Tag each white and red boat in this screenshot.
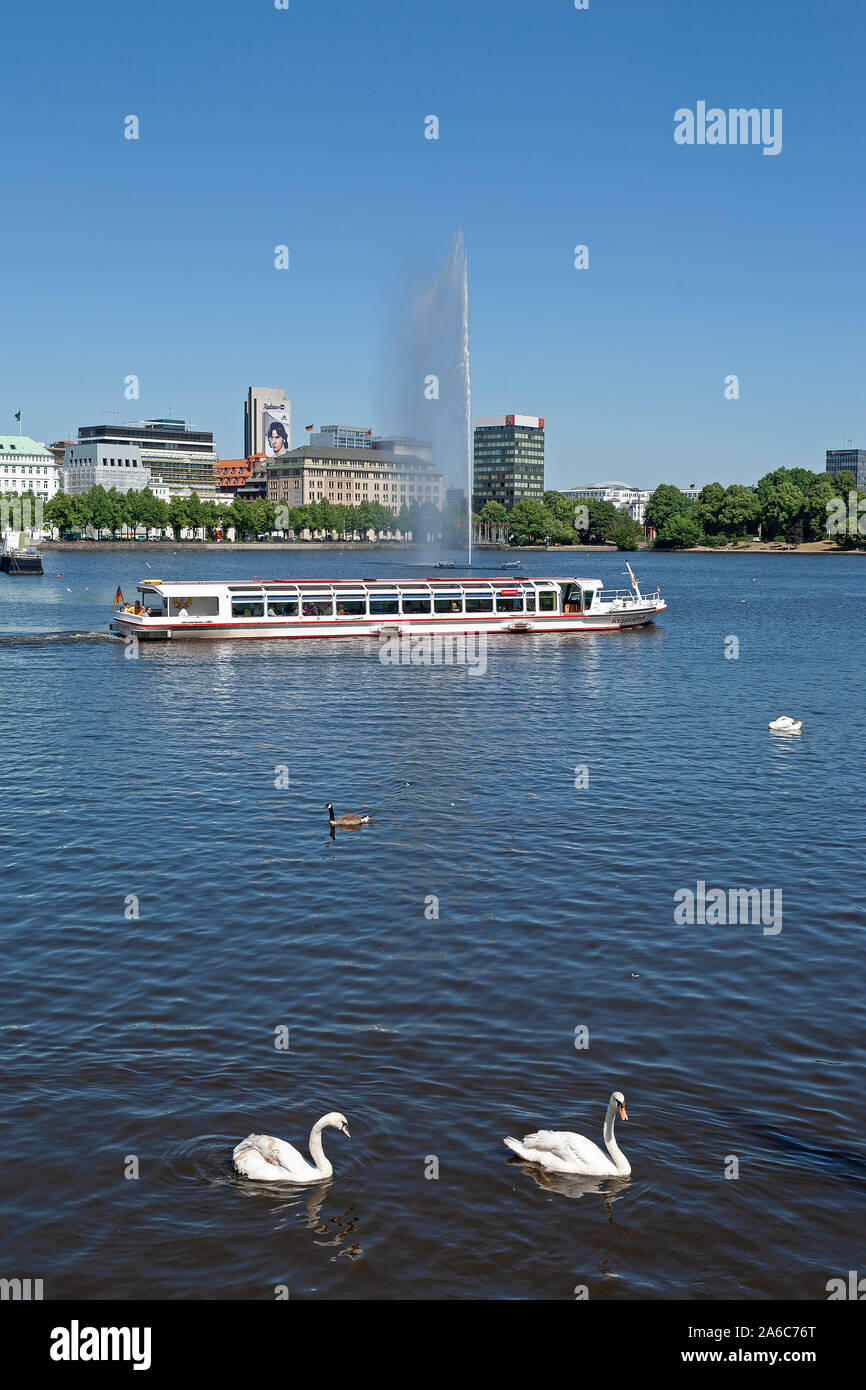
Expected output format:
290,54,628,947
109,563,666,641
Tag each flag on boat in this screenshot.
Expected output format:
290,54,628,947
114,585,124,608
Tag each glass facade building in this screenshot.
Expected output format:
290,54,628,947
473,415,545,511
826,448,866,490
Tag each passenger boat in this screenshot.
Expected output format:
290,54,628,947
109,564,666,641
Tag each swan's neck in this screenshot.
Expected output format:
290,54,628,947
603,1104,629,1174
308,1120,333,1177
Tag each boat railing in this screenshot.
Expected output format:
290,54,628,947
598,586,652,603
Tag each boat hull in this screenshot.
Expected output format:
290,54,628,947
111,606,665,642
0,555,43,575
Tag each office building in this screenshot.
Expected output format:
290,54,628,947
0,436,61,500
266,444,442,515
826,448,866,490
61,441,152,494
75,418,217,493
245,387,291,458
473,415,545,510
311,425,373,450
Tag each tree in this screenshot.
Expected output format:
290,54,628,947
508,498,553,544
697,482,725,533
717,484,761,539
581,498,619,544
761,480,805,540
608,511,643,550
655,513,703,548
167,496,192,540
803,474,835,540
480,500,508,524
645,484,694,533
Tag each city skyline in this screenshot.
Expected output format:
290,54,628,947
3,0,865,489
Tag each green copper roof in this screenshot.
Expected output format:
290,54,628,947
0,436,54,458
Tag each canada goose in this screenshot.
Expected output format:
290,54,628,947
326,802,369,829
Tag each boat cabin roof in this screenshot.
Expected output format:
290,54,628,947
137,575,603,595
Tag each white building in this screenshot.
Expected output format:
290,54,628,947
0,436,61,500
61,441,152,495
563,480,654,524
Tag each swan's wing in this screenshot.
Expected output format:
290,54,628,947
233,1133,310,1179
522,1129,614,1174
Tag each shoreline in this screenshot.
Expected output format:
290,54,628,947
38,539,856,555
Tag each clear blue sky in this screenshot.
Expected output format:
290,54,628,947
3,0,865,489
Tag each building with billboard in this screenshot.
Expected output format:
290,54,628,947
826,447,866,489
245,387,291,459
266,444,442,515
473,414,545,510
0,436,61,500
74,418,218,494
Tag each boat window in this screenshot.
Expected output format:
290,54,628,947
401,595,432,614
538,591,558,612
562,583,582,614
301,598,334,617
336,596,367,617
583,589,595,611
267,599,298,617
231,598,264,618
465,593,494,614
433,593,463,613
525,592,536,612
495,593,523,612
369,595,399,615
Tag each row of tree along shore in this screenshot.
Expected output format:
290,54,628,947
485,467,865,549
5,465,865,550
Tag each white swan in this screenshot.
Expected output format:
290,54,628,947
504,1091,630,1177
233,1111,350,1183
769,716,803,732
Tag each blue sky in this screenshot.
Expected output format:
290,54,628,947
2,0,865,489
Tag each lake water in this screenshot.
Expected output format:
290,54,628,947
0,547,863,1300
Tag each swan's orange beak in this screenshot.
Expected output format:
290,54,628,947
618,1103,628,1121
341,1122,351,1138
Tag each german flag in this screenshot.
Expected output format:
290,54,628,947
114,585,124,608
305,424,314,432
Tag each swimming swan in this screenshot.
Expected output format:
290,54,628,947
326,803,369,828
233,1111,350,1182
504,1091,630,1177
769,716,803,732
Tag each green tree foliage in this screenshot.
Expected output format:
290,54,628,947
655,513,703,549
608,510,643,550
508,498,553,544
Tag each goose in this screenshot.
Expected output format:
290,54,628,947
326,803,369,828
233,1111,350,1183
503,1090,631,1177
769,716,803,732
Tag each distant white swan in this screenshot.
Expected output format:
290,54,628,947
233,1111,350,1183
504,1091,630,1177
769,716,803,732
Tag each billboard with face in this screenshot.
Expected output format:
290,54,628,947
263,404,291,458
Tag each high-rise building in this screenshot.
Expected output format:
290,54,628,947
245,387,291,458
826,448,866,489
75,419,217,493
473,415,545,510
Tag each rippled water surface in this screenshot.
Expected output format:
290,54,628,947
0,547,863,1300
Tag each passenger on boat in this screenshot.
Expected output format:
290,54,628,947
178,604,189,619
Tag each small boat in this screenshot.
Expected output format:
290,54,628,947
1,531,43,575
109,562,667,641
499,560,523,570
436,560,456,568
